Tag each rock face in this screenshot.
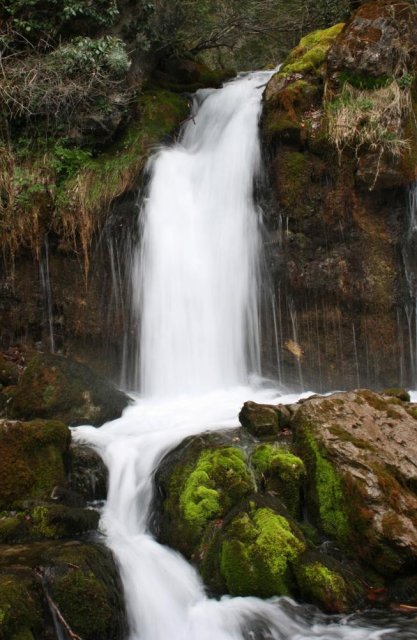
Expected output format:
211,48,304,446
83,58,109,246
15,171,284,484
9,352,130,426
261,0,417,392
295,390,417,575
152,390,417,613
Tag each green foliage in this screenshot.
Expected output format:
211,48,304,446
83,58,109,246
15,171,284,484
339,71,392,90
2,0,120,47
51,36,129,77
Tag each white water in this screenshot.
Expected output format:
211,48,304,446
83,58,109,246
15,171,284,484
75,72,398,639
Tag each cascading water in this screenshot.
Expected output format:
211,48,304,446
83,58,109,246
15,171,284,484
132,77,263,395
74,72,408,640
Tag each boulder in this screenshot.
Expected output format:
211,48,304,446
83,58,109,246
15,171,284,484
152,432,255,559
0,541,127,640
11,353,130,426
69,443,108,501
199,494,306,598
294,390,417,575
239,401,291,438
0,418,70,510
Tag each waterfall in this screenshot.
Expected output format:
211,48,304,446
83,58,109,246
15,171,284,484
75,73,399,640
132,75,264,395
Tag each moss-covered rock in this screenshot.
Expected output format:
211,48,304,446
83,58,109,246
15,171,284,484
0,568,43,640
46,543,127,640
11,353,129,426
239,401,290,438
280,24,345,77
382,388,410,403
0,541,126,640
0,418,70,510
153,433,255,558
200,496,306,598
294,551,364,613
251,444,305,517
294,391,417,575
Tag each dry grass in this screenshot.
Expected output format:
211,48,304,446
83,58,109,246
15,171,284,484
326,79,412,160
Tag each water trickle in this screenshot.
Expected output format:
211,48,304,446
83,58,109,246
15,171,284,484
39,236,55,353
75,73,404,640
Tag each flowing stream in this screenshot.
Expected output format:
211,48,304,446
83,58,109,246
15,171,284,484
75,72,411,639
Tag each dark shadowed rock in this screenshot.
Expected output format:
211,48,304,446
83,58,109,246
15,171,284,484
11,353,130,426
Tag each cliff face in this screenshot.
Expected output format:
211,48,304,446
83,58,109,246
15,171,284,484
261,0,417,391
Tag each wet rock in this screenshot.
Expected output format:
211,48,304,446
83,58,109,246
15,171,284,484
69,443,108,501
239,401,290,438
152,431,255,559
11,353,130,426
0,418,70,510
294,390,417,575
0,566,44,640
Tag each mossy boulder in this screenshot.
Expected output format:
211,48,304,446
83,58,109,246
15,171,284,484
294,550,364,613
0,541,126,640
0,419,70,510
152,432,255,558
250,444,305,517
382,388,410,403
200,495,306,598
0,568,43,640
0,505,99,544
45,543,127,640
281,24,345,77
11,353,130,426
239,401,290,438
294,391,417,575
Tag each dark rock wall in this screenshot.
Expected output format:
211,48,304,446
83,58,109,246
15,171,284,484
260,0,417,392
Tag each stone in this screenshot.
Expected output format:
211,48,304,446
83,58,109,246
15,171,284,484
11,353,130,426
294,390,417,575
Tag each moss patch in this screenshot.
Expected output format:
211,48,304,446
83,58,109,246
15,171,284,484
295,560,351,613
251,444,305,517
219,507,305,597
0,418,70,509
295,418,350,544
0,570,43,640
280,24,345,77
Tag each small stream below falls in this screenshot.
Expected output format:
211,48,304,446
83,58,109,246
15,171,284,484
74,72,416,639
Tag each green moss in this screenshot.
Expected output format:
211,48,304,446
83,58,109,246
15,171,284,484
180,448,252,535
51,570,112,639
328,425,374,450
382,388,410,402
251,445,305,517
280,24,345,77
220,507,305,597
0,571,42,639
0,419,69,509
295,561,350,612
296,420,350,544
